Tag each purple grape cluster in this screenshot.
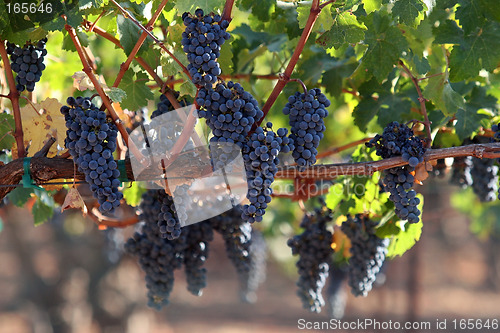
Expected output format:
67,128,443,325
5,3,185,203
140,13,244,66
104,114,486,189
366,121,425,168
366,122,425,223
197,81,264,170
183,221,214,296
282,88,330,170
182,8,230,88
211,205,253,282
464,156,498,202
241,123,294,223
6,38,47,92
341,214,389,297
287,200,334,313
60,96,122,213
125,189,188,310
239,229,267,303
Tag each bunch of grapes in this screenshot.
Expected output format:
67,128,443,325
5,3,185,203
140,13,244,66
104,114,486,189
125,189,188,310
241,123,293,223
211,205,253,280
197,81,264,170
366,121,425,223
450,157,471,188
239,229,267,303
282,88,330,170
60,96,122,213
491,122,500,200
340,214,389,297
6,38,47,92
465,157,498,202
182,8,230,88
327,264,348,319
183,221,214,296
287,200,334,313
155,186,188,240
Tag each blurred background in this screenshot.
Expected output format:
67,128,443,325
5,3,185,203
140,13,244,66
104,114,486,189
0,174,500,333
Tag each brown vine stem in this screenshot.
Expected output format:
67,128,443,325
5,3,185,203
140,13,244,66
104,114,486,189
0,142,499,201
399,60,432,148
289,78,308,94
417,72,444,81
108,0,191,79
222,0,236,22
112,0,169,88
254,0,324,130
0,39,26,157
83,21,163,86
319,0,336,9
316,137,373,159
64,24,146,165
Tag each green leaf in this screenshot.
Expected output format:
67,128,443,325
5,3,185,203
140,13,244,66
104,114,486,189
0,113,15,150
455,0,486,34
455,107,487,141
392,0,426,26
316,11,366,50
175,0,225,15
432,19,464,44
32,199,53,226
362,0,382,13
123,182,146,206
386,219,423,257
108,87,127,103
240,0,275,22
326,183,345,210
424,75,465,116
448,21,500,82
361,12,409,82
297,4,334,31
353,93,412,131
62,31,89,52
119,70,155,110
179,80,197,98
117,14,152,56
218,38,234,74
413,54,430,75
7,187,33,207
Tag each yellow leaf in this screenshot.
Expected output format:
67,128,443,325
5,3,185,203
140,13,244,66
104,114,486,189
21,98,67,157
72,71,109,91
61,187,88,215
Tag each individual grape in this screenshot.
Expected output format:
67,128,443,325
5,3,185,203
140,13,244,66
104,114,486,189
182,9,231,88
282,88,330,170
60,97,122,213
125,190,188,310
287,199,334,313
327,264,348,319
239,229,267,303
340,214,389,297
366,121,425,223
6,38,47,92
183,221,214,296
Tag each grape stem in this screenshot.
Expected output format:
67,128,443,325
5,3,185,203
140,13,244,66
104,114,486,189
0,39,26,158
399,60,432,148
316,137,373,159
289,78,308,94
108,0,191,80
64,23,147,165
254,0,325,131
112,0,170,89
